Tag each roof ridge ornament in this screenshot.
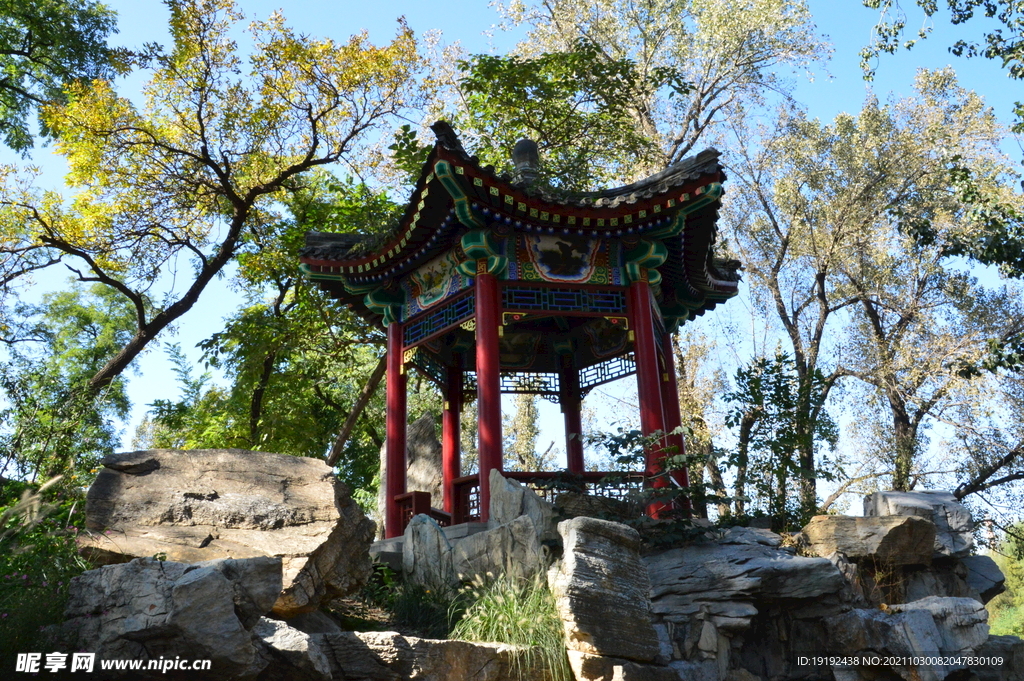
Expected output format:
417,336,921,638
512,138,540,186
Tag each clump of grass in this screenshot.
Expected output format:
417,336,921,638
349,561,467,639
451,573,571,681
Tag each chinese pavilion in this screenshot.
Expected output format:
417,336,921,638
300,122,740,539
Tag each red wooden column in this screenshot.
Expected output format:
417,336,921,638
384,321,407,539
475,263,503,521
560,365,585,474
660,331,691,515
628,276,671,518
442,365,462,515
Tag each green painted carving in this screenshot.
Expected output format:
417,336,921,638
365,286,405,323
435,160,484,228
456,255,508,279
624,239,667,269
460,229,501,260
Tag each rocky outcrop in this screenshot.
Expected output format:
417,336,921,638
80,448,375,618
824,596,989,681
488,468,559,544
864,491,974,558
645,529,847,632
56,555,528,681
452,514,544,583
402,515,455,588
318,630,520,681
802,515,936,566
963,555,1007,603
550,517,660,663
58,556,282,679
565,650,679,681
974,635,1024,681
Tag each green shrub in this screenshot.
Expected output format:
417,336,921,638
0,478,90,666
451,573,571,681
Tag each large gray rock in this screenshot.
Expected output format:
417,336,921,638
60,556,281,679
645,536,847,632
376,414,443,537
974,635,1024,681
489,469,559,544
864,491,974,558
825,596,989,681
550,517,660,663
566,650,678,681
80,448,374,618
402,514,455,588
318,630,521,680
452,514,545,583
963,555,1007,603
802,515,936,566
255,617,333,681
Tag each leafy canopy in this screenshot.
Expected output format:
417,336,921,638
0,0,121,152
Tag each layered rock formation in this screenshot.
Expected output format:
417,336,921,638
79,448,375,617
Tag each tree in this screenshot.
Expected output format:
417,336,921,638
491,0,826,175
861,1,1024,84
135,175,424,489
0,0,122,153
726,68,1018,509
0,0,420,397
672,330,730,519
503,393,554,471
0,283,134,481
724,352,838,525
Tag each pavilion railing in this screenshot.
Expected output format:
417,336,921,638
450,471,647,525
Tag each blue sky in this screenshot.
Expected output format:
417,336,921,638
5,0,1019,458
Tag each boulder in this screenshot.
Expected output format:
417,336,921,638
376,415,443,538
318,630,521,680
549,517,660,663
902,560,976,603
864,491,974,558
402,514,455,588
59,556,281,679
452,514,545,583
554,491,638,524
645,537,847,632
80,448,375,618
825,596,989,681
565,650,678,681
255,617,333,681
973,635,1024,681
963,555,1007,603
488,469,559,544
801,515,936,566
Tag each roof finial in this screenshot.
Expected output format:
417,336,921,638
512,138,540,185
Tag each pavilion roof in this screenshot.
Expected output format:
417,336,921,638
300,122,740,324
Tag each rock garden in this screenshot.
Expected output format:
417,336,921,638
2,446,1017,681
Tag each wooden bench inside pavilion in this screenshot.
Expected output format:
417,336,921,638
300,122,740,540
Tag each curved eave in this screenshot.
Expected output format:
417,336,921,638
300,144,726,286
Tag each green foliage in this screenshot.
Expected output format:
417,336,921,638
0,477,90,664
0,283,134,481
138,175,416,492
724,352,838,526
456,38,682,190
0,0,122,152
861,1,1024,81
452,573,571,681
988,527,1024,635
355,562,467,639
